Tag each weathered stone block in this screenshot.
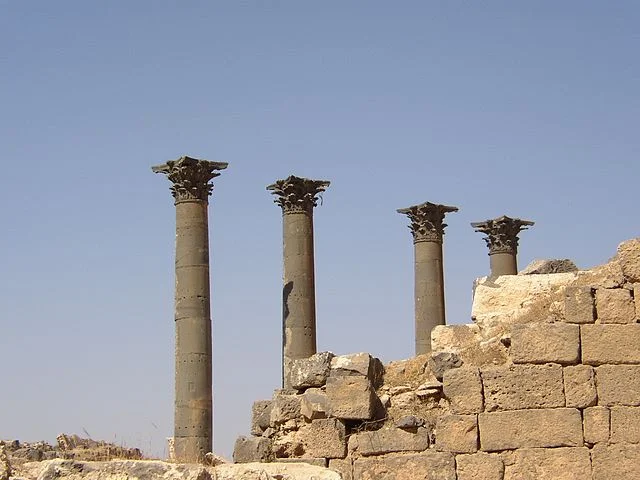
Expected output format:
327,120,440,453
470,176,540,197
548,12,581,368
521,259,578,274
617,238,640,283
290,352,334,390
481,364,565,411
564,286,595,324
591,443,640,480
299,418,346,459
326,376,375,420
353,452,456,480
636,284,640,321
429,351,463,380
328,458,352,480
581,324,640,365
610,406,640,444
435,415,478,453
583,406,610,444
276,457,327,467
510,323,579,364
563,365,597,408
233,436,273,463
348,427,430,457
595,365,640,406
595,287,636,323
330,352,384,388
455,452,504,480
503,447,592,480
300,388,328,420
443,367,483,414
251,400,272,436
272,430,304,458
270,392,302,426
478,408,583,451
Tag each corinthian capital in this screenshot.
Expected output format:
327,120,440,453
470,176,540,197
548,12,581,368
397,202,458,243
152,156,228,203
471,215,534,255
267,175,330,214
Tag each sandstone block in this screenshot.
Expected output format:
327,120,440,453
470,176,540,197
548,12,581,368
353,452,456,480
326,376,375,420
481,364,564,411
510,322,579,364
595,365,640,406
455,452,504,480
591,443,640,480
564,286,595,324
300,388,328,420
583,406,610,444
270,392,302,426
581,324,640,365
330,352,384,388
478,408,583,451
348,427,430,456
443,367,483,414
435,414,478,453
251,400,272,435
328,458,352,480
616,238,640,283
290,352,334,390
610,406,640,444
563,365,597,408
233,436,273,463
595,287,635,323
503,447,592,480
299,418,346,459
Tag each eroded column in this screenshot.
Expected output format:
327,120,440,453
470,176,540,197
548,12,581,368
152,156,228,462
267,176,329,388
471,215,534,276
398,202,458,355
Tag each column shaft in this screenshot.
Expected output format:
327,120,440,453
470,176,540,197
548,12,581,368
414,240,445,355
489,251,518,276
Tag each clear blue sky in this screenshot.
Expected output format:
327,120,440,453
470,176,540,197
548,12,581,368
1,1,639,459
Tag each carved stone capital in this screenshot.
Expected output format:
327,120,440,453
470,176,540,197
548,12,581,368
267,175,330,214
397,202,458,244
471,215,534,255
152,156,228,203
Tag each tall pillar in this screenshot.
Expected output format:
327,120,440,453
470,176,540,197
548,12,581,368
397,202,458,355
267,175,330,388
152,156,228,463
471,215,534,276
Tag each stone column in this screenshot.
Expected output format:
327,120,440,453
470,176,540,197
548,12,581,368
471,215,534,276
152,156,228,463
398,202,458,355
267,176,330,388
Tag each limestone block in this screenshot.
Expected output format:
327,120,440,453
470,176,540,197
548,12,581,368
0,445,11,480
270,392,302,426
300,388,328,420
595,287,635,323
610,406,640,444
429,352,463,380
443,367,483,414
431,323,508,368
330,352,384,388
591,443,640,480
510,322,579,365
503,447,592,480
636,284,640,321
520,259,578,274
290,352,334,390
455,452,504,480
478,408,583,451
326,376,375,420
233,436,273,463
251,400,273,435
216,461,343,480
564,286,595,324
616,238,640,283
328,458,352,480
481,364,565,411
276,457,327,467
272,430,304,458
563,365,597,408
581,324,640,365
583,406,610,444
435,415,478,453
353,452,456,480
348,427,430,456
595,365,640,406
299,418,346,459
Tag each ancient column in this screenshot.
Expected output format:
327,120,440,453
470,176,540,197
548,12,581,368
398,202,458,356
267,175,330,388
471,215,534,276
152,156,228,462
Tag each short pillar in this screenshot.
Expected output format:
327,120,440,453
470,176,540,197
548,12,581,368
471,215,534,276
152,156,228,462
398,202,458,355
267,175,330,388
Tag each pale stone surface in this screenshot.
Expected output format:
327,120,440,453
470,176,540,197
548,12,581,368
251,400,272,435
510,322,579,365
595,365,640,406
348,427,430,456
442,367,483,414
563,365,597,408
581,324,640,365
330,352,384,387
520,259,578,275
328,458,353,480
595,287,636,324
435,415,478,453
290,352,334,390
326,376,375,420
300,388,328,420
591,443,640,480
455,452,504,480
431,324,508,368
583,406,610,444
636,284,640,321
299,418,346,459
503,447,592,480
481,364,565,411
269,392,302,426
616,238,640,283
353,452,456,480
276,457,327,467
564,286,595,324
478,408,583,451
0,445,10,480
610,406,640,444
233,436,273,463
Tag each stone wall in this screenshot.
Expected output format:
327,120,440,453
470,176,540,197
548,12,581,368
234,238,640,479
